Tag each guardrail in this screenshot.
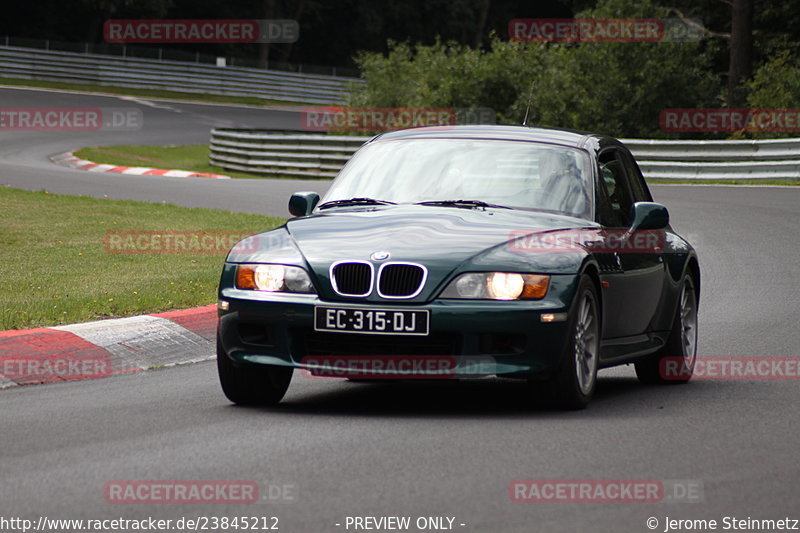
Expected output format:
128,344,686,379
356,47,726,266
1,35,360,77
209,129,800,180
210,130,368,178
0,45,358,104
621,138,800,180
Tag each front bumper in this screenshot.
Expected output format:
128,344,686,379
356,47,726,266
217,273,579,379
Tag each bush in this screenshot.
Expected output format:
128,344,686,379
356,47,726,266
350,38,526,112
349,0,719,138
745,51,800,138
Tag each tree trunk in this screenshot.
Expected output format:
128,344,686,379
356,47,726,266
258,0,277,69
278,0,306,64
474,0,491,48
728,0,753,106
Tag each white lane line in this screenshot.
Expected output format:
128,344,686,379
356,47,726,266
116,96,185,113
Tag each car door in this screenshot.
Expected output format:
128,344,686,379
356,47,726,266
594,150,629,339
596,147,666,338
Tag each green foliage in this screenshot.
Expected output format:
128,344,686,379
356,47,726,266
514,40,718,138
350,0,720,138
350,38,526,112
746,50,800,108
742,51,800,138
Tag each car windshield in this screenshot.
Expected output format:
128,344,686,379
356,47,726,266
321,138,592,219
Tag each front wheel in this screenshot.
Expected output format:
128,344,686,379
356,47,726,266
217,335,292,405
635,274,698,384
536,275,600,410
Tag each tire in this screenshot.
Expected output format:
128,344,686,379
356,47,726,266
537,275,600,410
635,274,698,385
217,335,293,405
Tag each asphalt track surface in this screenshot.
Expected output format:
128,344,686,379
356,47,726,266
0,87,332,215
2,87,800,532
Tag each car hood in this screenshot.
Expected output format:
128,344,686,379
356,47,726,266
229,205,595,302
292,205,589,259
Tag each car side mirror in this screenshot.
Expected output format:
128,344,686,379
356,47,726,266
630,202,669,231
289,192,320,217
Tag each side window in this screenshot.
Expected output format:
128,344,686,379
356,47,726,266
597,150,635,227
619,149,651,202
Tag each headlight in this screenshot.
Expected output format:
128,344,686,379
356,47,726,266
488,272,525,300
235,264,316,293
440,272,549,300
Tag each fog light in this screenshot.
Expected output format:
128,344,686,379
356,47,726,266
541,312,567,323
218,300,230,311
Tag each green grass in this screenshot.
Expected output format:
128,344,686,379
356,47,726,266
74,145,269,180
0,186,284,330
647,179,800,186
0,76,310,107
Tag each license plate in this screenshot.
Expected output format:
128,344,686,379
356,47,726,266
314,306,429,336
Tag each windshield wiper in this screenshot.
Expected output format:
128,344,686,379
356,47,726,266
415,199,512,210
317,197,397,210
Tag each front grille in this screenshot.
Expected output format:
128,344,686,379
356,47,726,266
331,262,372,296
301,331,460,356
378,263,426,298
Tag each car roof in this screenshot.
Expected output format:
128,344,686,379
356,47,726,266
371,124,621,151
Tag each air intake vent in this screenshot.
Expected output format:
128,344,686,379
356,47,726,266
331,262,373,296
378,263,426,298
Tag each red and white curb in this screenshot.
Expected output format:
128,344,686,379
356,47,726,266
51,152,230,179
0,305,217,388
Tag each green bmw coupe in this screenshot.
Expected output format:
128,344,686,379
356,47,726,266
216,125,700,409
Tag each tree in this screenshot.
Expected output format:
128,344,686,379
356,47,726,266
350,0,719,138
728,0,753,105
